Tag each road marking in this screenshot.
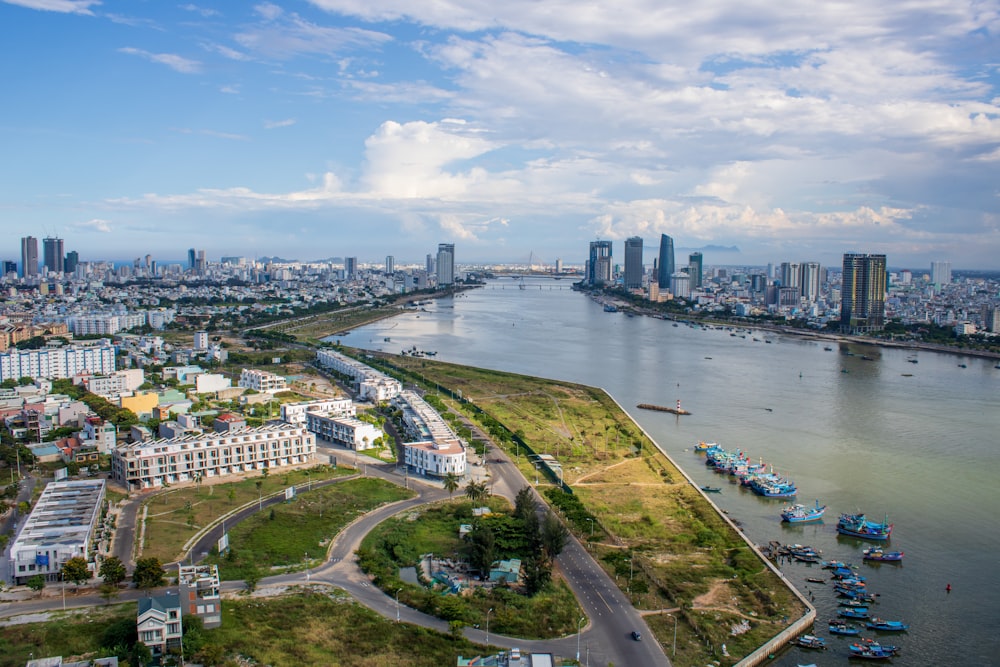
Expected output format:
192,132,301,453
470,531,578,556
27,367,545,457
595,590,615,614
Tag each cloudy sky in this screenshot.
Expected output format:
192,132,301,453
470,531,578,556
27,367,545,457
2,1,998,269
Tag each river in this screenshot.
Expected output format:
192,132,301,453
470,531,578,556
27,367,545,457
332,277,1000,666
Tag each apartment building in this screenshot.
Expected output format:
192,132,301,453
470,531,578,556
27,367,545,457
0,340,115,382
306,413,384,450
315,348,402,402
178,564,222,628
111,423,315,490
238,368,288,393
280,398,354,425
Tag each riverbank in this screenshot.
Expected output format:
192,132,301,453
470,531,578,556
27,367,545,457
364,351,809,667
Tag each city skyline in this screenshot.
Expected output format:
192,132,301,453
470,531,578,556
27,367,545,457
1,1,999,268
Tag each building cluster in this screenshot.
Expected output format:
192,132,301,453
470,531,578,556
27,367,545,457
583,238,1000,335
316,348,403,402
394,389,467,478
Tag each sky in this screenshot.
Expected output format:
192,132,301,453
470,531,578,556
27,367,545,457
1,1,999,269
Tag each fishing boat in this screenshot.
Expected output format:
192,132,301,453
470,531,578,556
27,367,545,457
839,608,871,620
822,560,851,570
701,485,722,493
805,577,826,584
780,500,826,523
853,638,900,656
829,621,861,636
863,547,904,562
837,512,893,541
693,441,718,452
848,643,896,660
840,599,869,607
796,635,827,650
866,618,909,632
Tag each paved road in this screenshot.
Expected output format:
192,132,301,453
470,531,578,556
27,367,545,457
1,473,37,584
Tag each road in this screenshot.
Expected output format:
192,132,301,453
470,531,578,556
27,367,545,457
2,453,670,666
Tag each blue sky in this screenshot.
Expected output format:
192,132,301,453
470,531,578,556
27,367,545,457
1,1,999,269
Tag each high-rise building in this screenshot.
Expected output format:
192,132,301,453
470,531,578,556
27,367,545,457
436,243,455,285
195,250,207,275
64,250,79,275
385,255,395,274
931,261,951,286
345,257,358,279
43,237,64,274
20,236,39,278
800,262,822,302
779,262,801,290
425,253,435,275
623,237,643,289
2,261,16,276
840,253,887,333
588,240,612,286
188,248,196,270
657,235,675,289
670,271,691,299
688,252,703,288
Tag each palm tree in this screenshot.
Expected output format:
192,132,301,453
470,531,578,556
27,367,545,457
465,480,489,503
443,472,460,498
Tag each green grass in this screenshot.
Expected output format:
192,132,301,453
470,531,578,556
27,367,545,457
358,498,584,639
0,604,134,667
139,464,351,563
205,476,414,580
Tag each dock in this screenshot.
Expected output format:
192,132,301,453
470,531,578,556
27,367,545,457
637,402,691,415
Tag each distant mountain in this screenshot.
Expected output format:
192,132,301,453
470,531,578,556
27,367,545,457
259,256,299,263
311,257,343,264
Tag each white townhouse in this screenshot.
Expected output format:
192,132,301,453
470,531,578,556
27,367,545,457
315,348,402,402
112,423,315,490
281,398,354,425
238,368,288,393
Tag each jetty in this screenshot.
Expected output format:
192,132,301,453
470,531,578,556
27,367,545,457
637,399,691,415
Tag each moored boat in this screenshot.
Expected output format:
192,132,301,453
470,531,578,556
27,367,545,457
863,547,904,562
848,643,896,660
701,485,722,493
781,499,826,523
796,634,827,650
839,608,871,620
866,618,909,632
837,512,893,541
829,621,861,636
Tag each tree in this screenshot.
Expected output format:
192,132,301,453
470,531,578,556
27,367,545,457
467,524,497,576
62,556,92,586
133,556,165,589
464,480,489,504
100,556,127,586
540,512,569,562
514,486,536,523
443,472,460,498
243,563,261,592
26,574,45,595
99,582,120,604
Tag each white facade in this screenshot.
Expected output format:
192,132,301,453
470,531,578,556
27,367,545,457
193,331,209,350
403,440,466,477
69,313,146,336
306,413,383,450
0,341,116,382
9,479,105,584
195,373,231,394
137,595,183,659
238,368,288,393
112,423,315,490
316,348,401,401
281,398,354,425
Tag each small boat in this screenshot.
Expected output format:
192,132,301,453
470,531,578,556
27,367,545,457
907,358,918,363
866,618,909,632
806,577,826,584
824,347,833,351
958,363,967,368
823,560,851,570
781,500,826,523
829,621,861,636
854,638,900,656
848,644,896,660
694,441,718,452
701,486,722,493
839,608,871,620
840,599,869,607
863,547,904,562
837,512,893,541
796,634,827,650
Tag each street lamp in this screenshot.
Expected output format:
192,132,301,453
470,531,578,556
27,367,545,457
486,608,493,646
668,613,677,656
395,587,403,623
576,616,585,662
626,558,633,594
585,517,594,537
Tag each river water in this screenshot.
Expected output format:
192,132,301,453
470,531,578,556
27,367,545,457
332,277,1000,666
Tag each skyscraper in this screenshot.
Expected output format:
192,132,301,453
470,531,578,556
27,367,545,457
64,251,79,275
42,236,64,274
688,252,703,288
188,248,196,270
657,235,674,289
931,261,951,286
344,257,358,279
437,243,455,285
800,262,822,302
425,253,435,275
623,237,643,289
385,255,395,274
588,240,612,285
840,253,887,333
779,262,801,291
20,236,38,278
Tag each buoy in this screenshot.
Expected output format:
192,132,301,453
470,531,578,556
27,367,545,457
946,583,952,593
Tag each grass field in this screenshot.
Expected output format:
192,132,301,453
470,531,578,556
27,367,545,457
205,476,415,580
0,590,490,667
365,352,806,666
138,464,351,563
358,497,584,639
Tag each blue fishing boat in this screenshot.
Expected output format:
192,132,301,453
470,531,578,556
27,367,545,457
863,547,904,562
700,485,722,493
837,512,893,541
796,634,827,650
853,639,900,656
839,608,871,620
866,618,909,632
848,643,896,660
829,621,861,636
780,500,826,523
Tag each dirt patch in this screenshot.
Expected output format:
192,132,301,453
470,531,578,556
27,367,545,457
691,579,738,612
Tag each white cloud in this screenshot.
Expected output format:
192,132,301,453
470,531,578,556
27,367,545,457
72,218,112,233
1,0,99,14
119,47,201,73
264,118,296,129
235,9,391,59
180,3,220,18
